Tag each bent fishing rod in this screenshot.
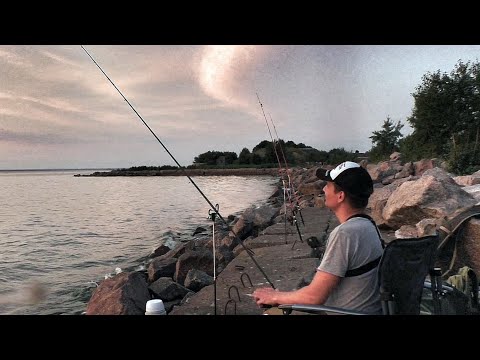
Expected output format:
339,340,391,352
81,45,275,289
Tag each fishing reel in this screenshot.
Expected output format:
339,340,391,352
306,236,325,259
208,203,220,222
306,236,321,248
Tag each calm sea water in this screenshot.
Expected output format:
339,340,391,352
0,170,277,315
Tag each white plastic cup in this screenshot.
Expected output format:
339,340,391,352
145,299,166,315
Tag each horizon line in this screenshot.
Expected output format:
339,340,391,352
0,167,116,172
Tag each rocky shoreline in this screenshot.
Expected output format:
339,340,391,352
84,154,480,315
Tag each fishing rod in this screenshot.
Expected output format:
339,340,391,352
268,113,305,227
256,93,304,245
266,113,305,248
208,204,219,315
81,45,275,289
256,93,296,206
256,93,289,244
256,93,284,172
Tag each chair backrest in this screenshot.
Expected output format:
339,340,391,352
378,234,439,315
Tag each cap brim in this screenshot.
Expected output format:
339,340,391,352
316,167,332,181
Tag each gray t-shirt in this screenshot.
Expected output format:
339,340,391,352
317,217,383,314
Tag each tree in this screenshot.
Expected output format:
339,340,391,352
251,140,277,164
223,151,238,164
402,60,480,165
252,140,272,152
369,117,404,161
251,153,262,165
327,148,357,165
238,147,251,164
193,150,237,165
193,151,218,165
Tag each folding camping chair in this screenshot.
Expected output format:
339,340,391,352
279,234,445,315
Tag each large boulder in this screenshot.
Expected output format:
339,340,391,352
174,249,214,286
367,182,404,228
297,180,325,196
149,277,192,301
382,171,476,229
463,184,480,203
454,174,480,187
367,161,403,183
147,257,177,283
85,272,150,315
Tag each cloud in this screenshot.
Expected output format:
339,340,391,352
40,49,83,69
0,128,82,145
197,45,271,113
0,47,33,68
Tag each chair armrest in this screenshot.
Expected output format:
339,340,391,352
278,304,368,315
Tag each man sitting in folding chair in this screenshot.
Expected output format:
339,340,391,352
253,161,384,314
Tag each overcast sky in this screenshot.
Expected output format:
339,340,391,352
1,45,479,170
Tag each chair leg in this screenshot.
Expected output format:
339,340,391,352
282,308,293,315
429,268,443,315
381,291,395,315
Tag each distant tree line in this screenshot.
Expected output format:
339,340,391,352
118,143,361,172
120,141,363,172
191,140,359,168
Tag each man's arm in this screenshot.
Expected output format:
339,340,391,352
253,270,340,306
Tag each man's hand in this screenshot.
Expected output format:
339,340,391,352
252,287,279,307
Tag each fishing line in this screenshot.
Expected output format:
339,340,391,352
81,45,275,289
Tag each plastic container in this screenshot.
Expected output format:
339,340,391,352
145,299,166,315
